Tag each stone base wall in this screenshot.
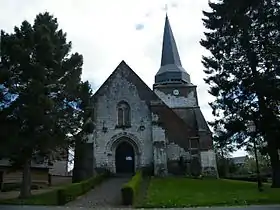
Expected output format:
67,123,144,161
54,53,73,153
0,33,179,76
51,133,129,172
152,123,168,177
200,149,218,177
166,142,190,175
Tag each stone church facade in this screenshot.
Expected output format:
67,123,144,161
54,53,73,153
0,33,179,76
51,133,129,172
86,15,218,177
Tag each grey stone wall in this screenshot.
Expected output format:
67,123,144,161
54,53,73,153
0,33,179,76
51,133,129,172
90,68,153,173
151,119,168,176
154,88,198,108
167,142,190,160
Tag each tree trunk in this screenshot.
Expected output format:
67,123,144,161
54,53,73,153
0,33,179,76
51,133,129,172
72,140,86,183
269,148,280,188
221,149,228,177
72,142,82,183
19,159,32,198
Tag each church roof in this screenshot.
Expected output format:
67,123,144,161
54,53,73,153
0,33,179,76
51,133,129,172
155,14,190,84
172,107,212,150
172,108,211,133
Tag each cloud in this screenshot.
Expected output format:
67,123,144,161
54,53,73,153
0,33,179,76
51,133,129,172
171,2,178,8
145,12,152,17
0,0,214,123
0,0,212,117
135,23,145,31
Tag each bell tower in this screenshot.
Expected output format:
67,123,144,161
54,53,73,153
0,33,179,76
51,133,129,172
153,14,198,109
153,14,218,178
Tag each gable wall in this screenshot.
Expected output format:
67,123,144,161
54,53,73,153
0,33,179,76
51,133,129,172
89,66,153,172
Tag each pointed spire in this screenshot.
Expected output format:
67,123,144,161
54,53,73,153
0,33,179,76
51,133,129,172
155,14,190,84
160,14,182,67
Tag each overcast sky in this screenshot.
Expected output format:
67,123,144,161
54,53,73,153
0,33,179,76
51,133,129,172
0,0,246,157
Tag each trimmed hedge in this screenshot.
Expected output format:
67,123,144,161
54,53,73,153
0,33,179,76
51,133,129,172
0,173,109,206
121,171,143,206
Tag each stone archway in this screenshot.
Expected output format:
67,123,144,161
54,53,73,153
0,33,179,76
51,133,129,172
106,132,141,174
115,141,135,174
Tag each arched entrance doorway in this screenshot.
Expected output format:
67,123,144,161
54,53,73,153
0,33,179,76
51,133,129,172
115,141,135,174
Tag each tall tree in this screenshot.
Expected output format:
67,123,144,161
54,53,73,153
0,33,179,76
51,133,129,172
0,12,91,197
201,0,280,187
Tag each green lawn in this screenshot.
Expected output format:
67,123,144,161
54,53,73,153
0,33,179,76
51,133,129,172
140,177,280,208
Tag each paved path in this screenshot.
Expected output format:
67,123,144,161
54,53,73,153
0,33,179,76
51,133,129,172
1,204,280,210
65,177,130,208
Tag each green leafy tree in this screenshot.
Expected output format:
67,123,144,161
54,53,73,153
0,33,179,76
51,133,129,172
201,0,280,187
0,12,91,197
243,150,271,175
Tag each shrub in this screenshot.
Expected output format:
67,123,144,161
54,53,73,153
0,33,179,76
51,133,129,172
121,171,143,206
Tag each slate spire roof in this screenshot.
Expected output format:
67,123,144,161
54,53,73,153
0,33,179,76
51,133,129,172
155,14,191,84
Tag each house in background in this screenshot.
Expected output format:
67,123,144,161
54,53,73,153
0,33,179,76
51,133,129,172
49,160,68,176
0,158,50,190
0,148,71,191
230,156,247,166
49,148,69,176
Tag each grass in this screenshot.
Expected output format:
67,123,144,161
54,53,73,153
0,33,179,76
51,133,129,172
0,189,60,205
140,177,280,208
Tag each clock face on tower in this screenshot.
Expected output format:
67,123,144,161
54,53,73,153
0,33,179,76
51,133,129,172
173,89,179,96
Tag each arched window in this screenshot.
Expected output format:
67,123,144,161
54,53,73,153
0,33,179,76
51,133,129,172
117,101,130,126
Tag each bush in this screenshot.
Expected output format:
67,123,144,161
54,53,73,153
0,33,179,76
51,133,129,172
121,171,143,206
225,175,268,183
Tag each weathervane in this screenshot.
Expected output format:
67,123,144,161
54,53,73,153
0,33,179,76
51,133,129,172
164,3,168,12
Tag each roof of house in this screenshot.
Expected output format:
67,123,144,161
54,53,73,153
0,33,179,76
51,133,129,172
231,156,247,164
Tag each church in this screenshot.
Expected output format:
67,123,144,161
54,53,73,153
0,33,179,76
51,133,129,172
86,14,218,177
